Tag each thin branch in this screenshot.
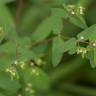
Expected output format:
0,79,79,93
16,0,24,25
30,34,89,48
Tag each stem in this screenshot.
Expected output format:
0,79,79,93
31,34,89,47
16,0,23,25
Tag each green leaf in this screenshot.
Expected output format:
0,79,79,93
18,37,31,47
31,16,53,41
52,37,65,67
0,5,17,38
17,37,38,61
63,38,77,54
31,8,68,41
51,8,68,19
52,37,77,67
19,6,50,34
87,46,96,68
31,43,48,57
77,24,96,40
31,68,50,91
77,22,96,68
52,17,63,35
19,47,36,61
21,67,50,91
51,8,68,34
0,42,16,70
69,15,87,29
50,0,67,6
0,73,20,93
0,93,5,96
30,0,67,5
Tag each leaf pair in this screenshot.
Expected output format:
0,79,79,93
31,8,68,41
52,37,77,67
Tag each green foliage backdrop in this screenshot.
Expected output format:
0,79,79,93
0,0,96,96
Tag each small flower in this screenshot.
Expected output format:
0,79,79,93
67,5,75,11
31,68,40,76
77,47,83,54
36,59,42,65
6,68,10,72
27,83,32,87
92,41,96,47
25,83,35,94
30,62,34,66
66,4,75,15
80,36,84,40
77,47,87,58
71,11,75,15
93,43,96,47
5,66,17,80
32,69,37,73
30,89,35,94
25,87,30,92
78,6,85,15
83,49,87,54
66,4,85,15
14,60,18,66
19,61,26,69
75,5,85,15
77,47,87,54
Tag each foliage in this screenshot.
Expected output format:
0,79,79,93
0,0,96,96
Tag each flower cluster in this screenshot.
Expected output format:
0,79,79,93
14,60,26,68
77,47,87,58
76,36,96,58
5,66,17,80
31,68,40,76
25,83,35,95
66,5,85,15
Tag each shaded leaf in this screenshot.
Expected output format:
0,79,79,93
69,15,87,29
0,93,5,96
0,73,20,93
0,5,17,38
52,37,65,67
87,46,96,68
